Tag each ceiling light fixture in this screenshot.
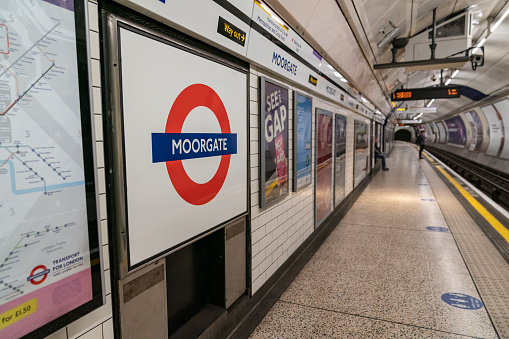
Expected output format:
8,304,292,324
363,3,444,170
426,99,435,107
451,70,459,78
413,112,424,120
471,38,486,54
445,79,452,85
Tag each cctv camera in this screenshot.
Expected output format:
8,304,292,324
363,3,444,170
430,75,437,81
471,54,483,63
470,53,484,70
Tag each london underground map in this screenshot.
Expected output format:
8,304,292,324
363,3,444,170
0,1,93,336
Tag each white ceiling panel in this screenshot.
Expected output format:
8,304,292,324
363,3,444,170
275,0,320,28
305,0,348,52
267,0,509,117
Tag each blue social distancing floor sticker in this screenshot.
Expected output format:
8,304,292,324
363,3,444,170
441,293,483,310
426,226,449,232
421,198,436,201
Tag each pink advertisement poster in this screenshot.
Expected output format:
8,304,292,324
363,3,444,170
275,134,287,185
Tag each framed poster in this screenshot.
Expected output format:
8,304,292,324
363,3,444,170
436,121,447,143
445,115,467,147
464,111,483,152
480,104,504,157
0,1,103,338
104,20,248,272
354,120,369,187
260,77,289,208
334,114,347,207
293,92,312,192
315,108,333,225
493,99,509,159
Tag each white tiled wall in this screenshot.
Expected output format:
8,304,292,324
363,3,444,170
45,1,114,338
249,67,368,294
43,1,377,335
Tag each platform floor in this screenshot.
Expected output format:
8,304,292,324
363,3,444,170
248,142,509,338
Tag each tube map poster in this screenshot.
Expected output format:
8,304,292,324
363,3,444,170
0,0,99,337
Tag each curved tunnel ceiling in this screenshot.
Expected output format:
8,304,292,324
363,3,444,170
267,0,509,123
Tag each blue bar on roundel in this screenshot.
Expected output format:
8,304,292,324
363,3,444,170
152,133,237,163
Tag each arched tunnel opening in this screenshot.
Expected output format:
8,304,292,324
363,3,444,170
395,129,412,142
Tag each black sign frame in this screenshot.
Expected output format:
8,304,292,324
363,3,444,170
392,86,461,101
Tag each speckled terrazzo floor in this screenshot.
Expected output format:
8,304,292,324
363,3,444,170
249,143,502,339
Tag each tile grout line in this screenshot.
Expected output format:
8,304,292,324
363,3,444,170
278,300,482,339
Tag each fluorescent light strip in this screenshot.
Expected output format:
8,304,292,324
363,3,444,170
452,70,459,78
445,79,452,85
492,7,509,32
426,99,434,107
472,38,486,54
414,112,424,120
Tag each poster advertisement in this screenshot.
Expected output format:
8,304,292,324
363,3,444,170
481,104,504,157
260,78,289,208
445,116,467,147
354,120,369,187
0,1,102,337
293,92,312,192
426,123,436,143
493,99,509,159
436,121,447,143
316,108,333,225
464,111,483,152
334,114,347,207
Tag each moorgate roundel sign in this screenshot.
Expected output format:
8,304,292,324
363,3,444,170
151,84,238,205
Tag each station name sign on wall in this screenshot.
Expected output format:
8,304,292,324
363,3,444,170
118,27,247,267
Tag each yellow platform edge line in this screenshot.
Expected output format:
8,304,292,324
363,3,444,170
436,165,509,243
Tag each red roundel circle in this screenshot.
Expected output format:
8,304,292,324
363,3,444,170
165,84,232,205
30,265,48,285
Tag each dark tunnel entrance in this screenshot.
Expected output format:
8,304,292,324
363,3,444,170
395,129,412,142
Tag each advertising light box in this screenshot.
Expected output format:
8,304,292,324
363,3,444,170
464,111,483,152
316,108,333,225
354,120,369,187
118,27,248,267
445,115,467,147
0,1,103,337
334,114,347,207
293,92,312,192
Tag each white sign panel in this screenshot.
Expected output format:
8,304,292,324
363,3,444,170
119,28,247,266
400,107,437,114
117,0,251,56
493,99,509,159
251,0,322,70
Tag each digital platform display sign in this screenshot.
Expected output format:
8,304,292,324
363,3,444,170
392,87,461,101
0,1,103,338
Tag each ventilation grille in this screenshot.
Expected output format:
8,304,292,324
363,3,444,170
428,15,466,39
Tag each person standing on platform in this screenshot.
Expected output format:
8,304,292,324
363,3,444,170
417,131,426,159
374,137,389,171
